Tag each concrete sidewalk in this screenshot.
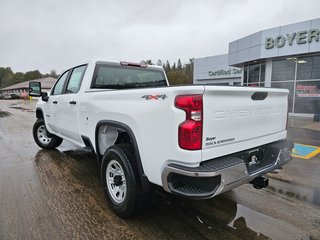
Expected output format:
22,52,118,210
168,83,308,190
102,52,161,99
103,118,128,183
288,116,320,132
268,116,320,207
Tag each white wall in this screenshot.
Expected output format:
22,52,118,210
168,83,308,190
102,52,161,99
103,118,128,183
193,54,242,85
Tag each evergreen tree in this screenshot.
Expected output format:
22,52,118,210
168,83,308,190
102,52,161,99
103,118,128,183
185,58,194,84
156,59,162,66
145,60,153,65
177,59,182,70
165,60,171,71
140,60,153,65
163,58,194,86
172,62,176,70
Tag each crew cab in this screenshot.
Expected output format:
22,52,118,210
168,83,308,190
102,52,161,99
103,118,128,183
29,60,293,218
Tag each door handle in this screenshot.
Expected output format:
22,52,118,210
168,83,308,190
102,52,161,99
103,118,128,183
69,100,77,105
53,101,58,104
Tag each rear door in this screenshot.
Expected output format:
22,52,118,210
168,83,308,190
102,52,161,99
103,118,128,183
202,86,289,161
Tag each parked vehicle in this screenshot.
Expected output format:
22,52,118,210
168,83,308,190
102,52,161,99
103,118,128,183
2,93,11,100
29,60,293,218
10,94,20,99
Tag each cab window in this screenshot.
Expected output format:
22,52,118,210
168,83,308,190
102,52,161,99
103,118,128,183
52,70,69,95
66,65,87,93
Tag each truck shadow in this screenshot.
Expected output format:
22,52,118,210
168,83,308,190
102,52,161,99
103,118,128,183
33,148,269,239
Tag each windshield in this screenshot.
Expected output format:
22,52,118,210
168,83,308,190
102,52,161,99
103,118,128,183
91,64,167,89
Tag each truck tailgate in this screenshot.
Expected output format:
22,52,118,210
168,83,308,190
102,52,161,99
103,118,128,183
202,86,289,161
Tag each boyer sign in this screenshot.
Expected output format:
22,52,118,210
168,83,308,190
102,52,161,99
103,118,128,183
265,28,319,49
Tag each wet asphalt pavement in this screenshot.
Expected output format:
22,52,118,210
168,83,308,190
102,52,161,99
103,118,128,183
0,100,320,240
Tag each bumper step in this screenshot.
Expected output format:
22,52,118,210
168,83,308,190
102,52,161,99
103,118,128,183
169,156,244,173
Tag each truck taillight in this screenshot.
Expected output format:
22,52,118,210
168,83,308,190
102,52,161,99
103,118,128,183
175,95,203,150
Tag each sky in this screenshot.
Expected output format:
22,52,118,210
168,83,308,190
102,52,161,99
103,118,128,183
0,0,319,74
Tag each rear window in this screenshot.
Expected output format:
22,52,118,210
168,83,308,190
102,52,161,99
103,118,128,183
91,64,167,89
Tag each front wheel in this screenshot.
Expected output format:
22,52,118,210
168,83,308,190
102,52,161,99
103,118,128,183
101,144,143,218
32,118,63,149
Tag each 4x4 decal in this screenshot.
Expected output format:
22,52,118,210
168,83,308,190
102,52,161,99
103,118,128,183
141,94,167,100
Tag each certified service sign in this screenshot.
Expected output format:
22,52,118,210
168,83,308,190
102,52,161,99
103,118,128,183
208,68,242,79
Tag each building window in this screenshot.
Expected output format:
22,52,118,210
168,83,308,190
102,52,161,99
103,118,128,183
269,55,320,114
243,61,265,86
271,58,296,81
260,63,266,83
244,66,248,85
296,55,320,80
271,82,294,113
294,81,320,114
248,63,260,83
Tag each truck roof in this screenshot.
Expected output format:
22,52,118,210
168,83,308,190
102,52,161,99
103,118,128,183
70,59,164,71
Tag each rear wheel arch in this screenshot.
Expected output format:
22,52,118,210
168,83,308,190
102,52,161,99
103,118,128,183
95,120,150,191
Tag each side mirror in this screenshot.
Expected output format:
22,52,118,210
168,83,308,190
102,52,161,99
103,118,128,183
29,81,49,102
29,82,41,97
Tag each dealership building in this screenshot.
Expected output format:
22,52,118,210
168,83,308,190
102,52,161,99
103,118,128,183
194,18,320,116
0,77,56,96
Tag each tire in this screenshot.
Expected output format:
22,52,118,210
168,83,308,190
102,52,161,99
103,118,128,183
101,143,143,218
33,118,63,149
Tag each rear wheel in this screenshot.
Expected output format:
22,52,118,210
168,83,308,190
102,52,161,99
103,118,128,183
101,143,143,218
33,118,63,149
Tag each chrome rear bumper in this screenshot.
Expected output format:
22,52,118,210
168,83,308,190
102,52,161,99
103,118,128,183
161,140,294,198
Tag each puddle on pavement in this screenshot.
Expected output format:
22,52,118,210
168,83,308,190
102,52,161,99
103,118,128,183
31,148,316,240
9,106,33,112
0,110,12,118
268,178,320,207
227,203,311,240
144,188,311,239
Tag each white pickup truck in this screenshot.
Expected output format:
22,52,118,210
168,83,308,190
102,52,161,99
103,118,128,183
29,60,293,218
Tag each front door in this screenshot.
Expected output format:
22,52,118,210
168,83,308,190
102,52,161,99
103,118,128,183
46,70,70,134
54,65,87,143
